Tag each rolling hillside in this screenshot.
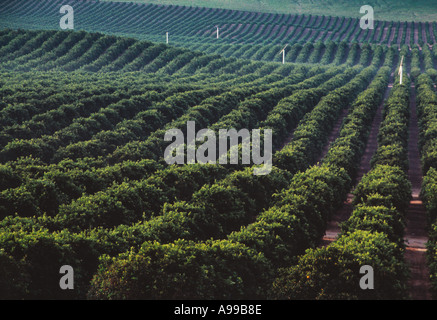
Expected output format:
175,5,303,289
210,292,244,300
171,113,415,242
103,0,437,22
1,0,436,53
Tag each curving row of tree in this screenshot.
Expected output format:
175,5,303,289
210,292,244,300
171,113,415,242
273,63,378,173
0,48,384,301
416,72,437,298
0,27,409,73
3,0,435,48
0,21,426,301
271,72,412,299
83,61,393,299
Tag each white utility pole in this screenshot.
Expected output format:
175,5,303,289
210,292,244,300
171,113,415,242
216,26,219,39
399,55,404,85
166,32,169,44
279,44,288,64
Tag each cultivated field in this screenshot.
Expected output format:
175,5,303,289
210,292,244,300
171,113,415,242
102,0,437,22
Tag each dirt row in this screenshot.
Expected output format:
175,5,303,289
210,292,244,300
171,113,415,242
321,78,391,244
321,73,432,299
404,81,431,299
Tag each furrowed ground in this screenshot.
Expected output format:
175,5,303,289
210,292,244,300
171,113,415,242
1,0,437,52
98,0,437,22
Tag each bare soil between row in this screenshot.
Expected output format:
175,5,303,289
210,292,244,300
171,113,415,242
321,80,432,299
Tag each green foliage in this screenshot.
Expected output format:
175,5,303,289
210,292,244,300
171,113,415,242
352,164,411,213
0,229,98,299
270,65,412,299
87,239,272,300
228,164,350,267
416,73,437,174
340,205,406,247
270,230,409,300
370,143,409,172
0,248,30,299
0,20,426,300
421,167,437,223
274,66,376,172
